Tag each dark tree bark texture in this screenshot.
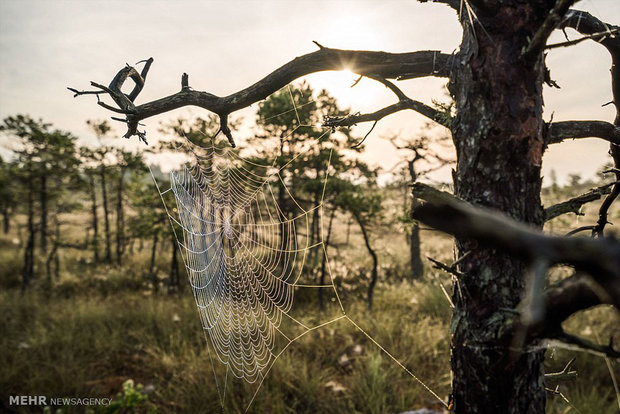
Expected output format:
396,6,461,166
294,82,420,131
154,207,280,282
447,3,551,412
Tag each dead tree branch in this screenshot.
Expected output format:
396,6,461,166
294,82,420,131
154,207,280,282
410,183,620,309
544,180,617,221
546,27,620,50
69,47,454,145
547,120,620,145
544,357,578,382
523,0,577,63
324,99,449,130
557,331,620,358
559,10,620,237
324,72,452,134
411,183,620,356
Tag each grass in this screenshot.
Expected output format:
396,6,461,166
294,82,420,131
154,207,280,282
1,276,617,413
1,183,619,413
0,283,452,413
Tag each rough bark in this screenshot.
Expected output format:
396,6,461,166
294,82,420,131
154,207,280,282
447,3,550,412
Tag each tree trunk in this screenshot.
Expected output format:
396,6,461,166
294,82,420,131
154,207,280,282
355,214,378,311
116,170,125,266
40,173,47,254
407,160,423,280
100,165,112,263
169,238,180,290
89,175,100,264
2,208,9,234
22,170,35,293
318,207,335,310
409,222,423,280
308,192,320,266
448,4,547,412
149,233,159,291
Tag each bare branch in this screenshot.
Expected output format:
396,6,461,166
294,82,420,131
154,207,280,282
555,331,620,359
69,47,453,143
417,0,460,11
410,183,620,309
565,225,597,236
523,0,577,63
324,99,449,129
544,180,616,221
559,10,620,237
546,27,620,50
368,75,409,101
544,357,578,382
542,273,612,331
427,256,464,277
547,121,620,145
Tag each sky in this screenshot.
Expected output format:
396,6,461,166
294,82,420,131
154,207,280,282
0,0,618,184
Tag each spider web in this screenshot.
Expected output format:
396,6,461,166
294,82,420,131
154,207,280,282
149,86,448,412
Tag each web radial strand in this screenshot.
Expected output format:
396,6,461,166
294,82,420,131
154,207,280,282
169,140,305,383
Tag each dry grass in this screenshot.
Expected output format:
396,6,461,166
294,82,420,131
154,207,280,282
0,183,618,413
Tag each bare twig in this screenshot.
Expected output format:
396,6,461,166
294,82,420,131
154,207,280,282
556,331,620,359
544,180,617,221
546,27,620,50
545,357,578,382
565,225,597,236
523,0,577,63
428,256,464,277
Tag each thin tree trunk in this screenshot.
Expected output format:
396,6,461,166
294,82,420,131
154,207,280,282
169,239,180,290
345,218,352,245
46,240,59,285
318,208,335,310
355,214,378,311
409,222,423,279
2,209,9,234
22,170,35,294
308,192,320,265
407,160,423,279
100,165,112,263
116,169,125,266
40,173,47,254
89,174,99,264
149,233,159,291
448,4,547,411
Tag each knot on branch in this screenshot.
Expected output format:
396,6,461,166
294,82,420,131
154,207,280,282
68,57,154,144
